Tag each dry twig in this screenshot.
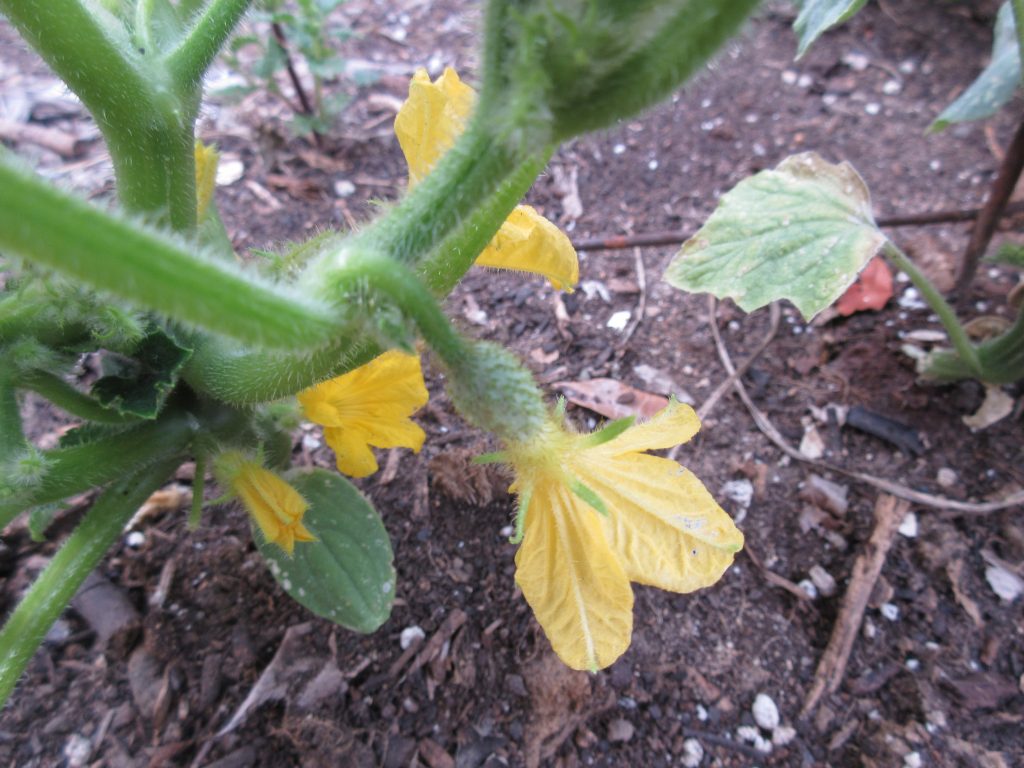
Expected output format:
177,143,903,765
800,494,909,718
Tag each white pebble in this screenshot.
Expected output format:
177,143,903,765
752,693,780,731
681,738,704,768
898,512,918,538
400,625,425,649
737,725,760,742
607,310,631,331
906,657,920,671
613,143,626,155
720,479,754,509
898,287,927,310
986,565,1023,602
781,70,798,85
215,158,244,186
333,179,356,197
937,468,957,488
647,159,659,171
63,734,92,768
126,531,146,548
772,725,796,747
865,102,881,115
798,579,819,600
904,751,922,768
302,434,322,451
880,602,900,621
797,73,813,88
696,703,708,722
808,565,837,597
883,79,902,95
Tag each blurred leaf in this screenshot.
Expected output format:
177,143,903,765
211,84,257,103
254,39,287,79
58,422,132,449
793,0,869,58
989,242,1024,267
666,152,886,319
91,329,192,418
932,3,1020,131
257,469,395,633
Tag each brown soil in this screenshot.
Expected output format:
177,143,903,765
2,1,1023,767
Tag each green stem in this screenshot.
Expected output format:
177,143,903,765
924,311,1024,384
15,370,140,425
1012,0,1024,81
0,160,339,349
166,0,254,91
187,127,552,404
0,0,197,228
0,411,195,530
884,242,983,377
0,375,23,463
0,457,180,708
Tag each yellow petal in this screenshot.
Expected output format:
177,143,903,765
323,426,380,478
194,141,219,220
394,67,475,188
232,462,315,556
594,399,701,456
514,480,634,671
475,205,580,291
577,453,743,593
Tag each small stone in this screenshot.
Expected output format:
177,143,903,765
720,479,754,509
607,310,631,331
63,734,92,768
736,725,760,743
680,738,704,768
400,625,425,649
843,52,869,71
696,704,708,721
880,603,900,621
937,468,957,488
865,102,881,115
773,725,796,747
781,70,798,85
333,179,356,197
904,751,922,768
752,693,780,731
799,425,826,460
985,565,1023,602
607,718,635,743
808,565,838,597
125,531,146,548
898,512,918,538
215,158,244,186
798,579,818,600
883,79,902,95
797,73,813,88
301,434,321,451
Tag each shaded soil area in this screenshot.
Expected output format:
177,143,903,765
1,1,1023,766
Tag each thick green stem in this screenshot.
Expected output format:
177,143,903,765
924,311,1024,384
884,242,983,377
0,0,198,228
0,411,195,530
15,370,140,425
0,375,23,463
166,0,254,91
187,127,552,404
0,457,179,708
0,160,339,349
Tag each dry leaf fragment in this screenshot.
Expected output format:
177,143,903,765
963,386,1014,431
552,378,668,420
836,256,894,315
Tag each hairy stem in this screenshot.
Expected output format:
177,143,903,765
0,457,180,707
167,0,254,91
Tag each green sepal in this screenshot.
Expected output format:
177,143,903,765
510,486,531,545
256,468,395,633
931,3,1020,132
666,152,886,320
793,0,868,59
91,328,193,418
569,478,608,517
28,502,65,542
581,415,636,448
473,451,508,465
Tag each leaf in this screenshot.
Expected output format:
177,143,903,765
793,0,869,59
553,379,668,421
836,256,893,315
989,242,1024,267
257,469,395,633
932,3,1020,131
665,152,886,320
91,329,192,419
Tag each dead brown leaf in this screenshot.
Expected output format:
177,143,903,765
553,378,668,421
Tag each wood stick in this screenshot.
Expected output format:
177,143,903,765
800,494,909,719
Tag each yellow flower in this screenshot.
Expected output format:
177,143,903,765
221,454,316,556
504,400,744,671
298,350,429,478
394,67,579,292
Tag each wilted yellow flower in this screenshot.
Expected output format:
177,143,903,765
503,400,744,671
298,350,429,478
394,67,579,292
219,453,316,556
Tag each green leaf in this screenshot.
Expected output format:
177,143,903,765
665,152,886,319
793,0,868,59
989,242,1024,267
257,469,395,633
91,328,192,418
932,3,1020,131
